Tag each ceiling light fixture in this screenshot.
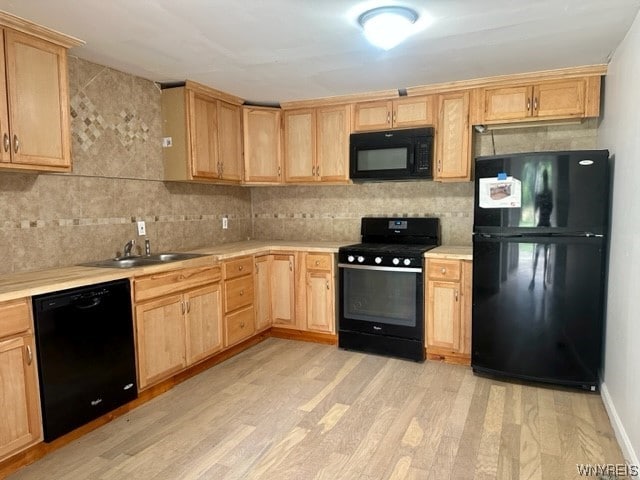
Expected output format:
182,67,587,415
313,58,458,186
358,6,419,50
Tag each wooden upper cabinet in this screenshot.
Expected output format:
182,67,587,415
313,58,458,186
284,108,315,182
481,77,598,123
283,104,350,184
352,96,434,131
435,91,471,182
217,101,243,182
0,28,74,171
162,82,243,183
243,106,282,184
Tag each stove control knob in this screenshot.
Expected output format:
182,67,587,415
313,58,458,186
392,258,400,265
357,256,365,263
347,255,355,263
375,257,382,264
403,258,411,266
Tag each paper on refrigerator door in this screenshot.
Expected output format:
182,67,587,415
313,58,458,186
479,177,522,208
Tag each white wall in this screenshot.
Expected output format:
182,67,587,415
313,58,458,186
598,9,640,467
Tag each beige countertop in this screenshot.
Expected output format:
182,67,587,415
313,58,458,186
424,245,473,260
0,241,346,303
0,241,472,302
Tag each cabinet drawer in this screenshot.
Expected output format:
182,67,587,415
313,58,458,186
427,260,461,281
306,253,333,271
0,298,31,337
224,275,254,313
225,306,255,347
134,265,221,302
223,256,253,279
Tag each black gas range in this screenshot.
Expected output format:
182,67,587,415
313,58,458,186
338,217,440,361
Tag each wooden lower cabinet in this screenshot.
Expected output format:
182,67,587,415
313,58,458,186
271,254,296,328
222,256,257,347
304,253,335,334
425,259,472,364
0,333,42,460
224,306,255,347
0,298,42,461
134,266,223,390
254,255,272,331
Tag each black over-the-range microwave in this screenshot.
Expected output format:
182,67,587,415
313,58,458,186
349,126,434,181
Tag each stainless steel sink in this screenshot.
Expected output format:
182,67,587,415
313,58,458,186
82,252,207,269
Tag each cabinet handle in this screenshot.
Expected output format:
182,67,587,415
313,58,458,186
455,290,459,302
289,261,293,271
238,265,243,271
315,260,320,266
13,134,19,153
386,112,390,125
316,165,320,176
186,301,191,313
441,267,446,274
393,111,397,125
240,290,244,296
533,97,538,111
26,345,33,365
326,281,330,290
255,264,259,273
527,98,531,112
181,301,185,314
278,166,281,177
312,165,315,176
240,321,245,328
3,133,8,152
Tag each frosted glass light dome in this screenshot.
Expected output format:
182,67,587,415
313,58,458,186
358,6,419,50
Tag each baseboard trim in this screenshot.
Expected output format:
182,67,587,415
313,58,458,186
270,327,337,345
600,382,639,467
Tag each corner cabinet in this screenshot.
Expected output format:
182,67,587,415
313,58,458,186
283,105,350,184
425,259,472,365
480,77,600,124
243,106,283,184
161,81,243,183
133,264,223,390
0,298,42,461
0,15,82,172
434,91,471,182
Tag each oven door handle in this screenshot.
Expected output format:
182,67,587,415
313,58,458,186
338,263,422,273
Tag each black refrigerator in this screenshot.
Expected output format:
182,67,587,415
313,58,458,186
472,150,610,391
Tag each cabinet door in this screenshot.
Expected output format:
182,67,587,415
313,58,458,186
316,105,350,183
352,101,392,131
0,30,9,164
271,254,296,328
306,270,334,333
243,107,282,183
135,295,186,389
426,280,461,351
393,96,434,128
4,30,71,169
483,85,533,122
189,91,219,178
217,101,243,181
533,79,585,118
185,284,223,365
435,91,471,181
254,255,272,331
284,109,316,183
0,335,41,459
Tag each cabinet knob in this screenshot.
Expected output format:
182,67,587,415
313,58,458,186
326,281,330,290
315,260,320,266
239,265,243,271
240,290,244,296
441,267,446,274
240,321,245,328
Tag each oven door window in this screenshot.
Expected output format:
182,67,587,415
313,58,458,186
342,267,419,328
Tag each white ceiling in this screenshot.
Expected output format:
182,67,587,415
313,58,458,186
1,0,639,104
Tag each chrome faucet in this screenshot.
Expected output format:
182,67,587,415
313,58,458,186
123,239,136,257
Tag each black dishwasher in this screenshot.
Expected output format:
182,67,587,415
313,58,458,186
32,279,137,442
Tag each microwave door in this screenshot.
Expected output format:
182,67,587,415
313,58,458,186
352,145,412,179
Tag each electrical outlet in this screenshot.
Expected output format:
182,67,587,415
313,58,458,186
222,216,228,230
137,221,146,236
162,137,173,148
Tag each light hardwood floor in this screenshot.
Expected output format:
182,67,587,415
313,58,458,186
8,338,624,479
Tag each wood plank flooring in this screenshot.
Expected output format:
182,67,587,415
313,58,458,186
7,338,624,479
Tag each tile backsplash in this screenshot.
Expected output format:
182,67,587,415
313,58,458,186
0,56,598,275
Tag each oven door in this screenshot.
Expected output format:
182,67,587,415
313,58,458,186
338,263,424,340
